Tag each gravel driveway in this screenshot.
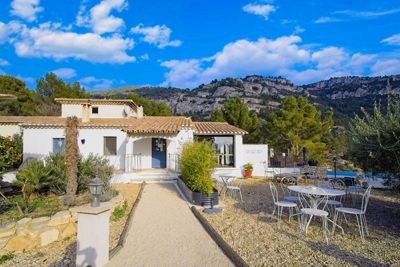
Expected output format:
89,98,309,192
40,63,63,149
106,183,233,267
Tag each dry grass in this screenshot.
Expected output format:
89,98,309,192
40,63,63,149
204,177,400,267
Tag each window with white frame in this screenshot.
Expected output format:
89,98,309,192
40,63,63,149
53,138,65,153
195,135,235,167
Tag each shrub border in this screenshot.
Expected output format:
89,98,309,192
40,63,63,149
190,206,249,267
109,182,145,258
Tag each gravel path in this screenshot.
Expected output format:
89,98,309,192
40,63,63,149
106,183,233,267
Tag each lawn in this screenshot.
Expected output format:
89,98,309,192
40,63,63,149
204,177,400,266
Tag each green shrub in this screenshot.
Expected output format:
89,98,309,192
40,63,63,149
0,252,14,264
111,201,128,222
43,153,114,197
78,153,114,196
0,134,23,172
179,141,217,195
15,159,51,212
45,153,67,194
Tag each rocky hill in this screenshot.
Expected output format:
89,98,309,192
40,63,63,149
90,75,400,122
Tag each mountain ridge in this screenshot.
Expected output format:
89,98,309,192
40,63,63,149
90,74,400,122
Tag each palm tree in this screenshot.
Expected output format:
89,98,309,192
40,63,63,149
65,116,79,205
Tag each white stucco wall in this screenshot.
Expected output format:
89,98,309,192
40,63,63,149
61,104,136,119
61,104,82,117
242,144,268,177
23,127,128,170
0,124,22,137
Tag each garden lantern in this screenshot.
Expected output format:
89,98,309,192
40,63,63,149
88,177,104,207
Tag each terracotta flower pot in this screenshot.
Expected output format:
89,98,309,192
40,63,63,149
244,169,253,177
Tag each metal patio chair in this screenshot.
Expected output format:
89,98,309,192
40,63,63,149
321,180,345,214
333,185,372,240
224,177,243,202
298,192,330,244
280,177,302,202
269,182,299,228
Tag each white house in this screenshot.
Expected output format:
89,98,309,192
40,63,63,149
0,98,269,182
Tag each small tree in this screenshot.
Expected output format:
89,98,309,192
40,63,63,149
264,96,333,162
211,97,261,143
348,95,400,178
65,117,79,205
179,141,218,195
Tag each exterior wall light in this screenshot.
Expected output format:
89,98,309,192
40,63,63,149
88,177,104,207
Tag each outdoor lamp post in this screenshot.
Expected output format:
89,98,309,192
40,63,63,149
333,157,337,179
88,177,104,207
282,152,286,167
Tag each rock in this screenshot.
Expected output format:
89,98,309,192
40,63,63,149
69,207,79,222
31,216,50,225
0,237,10,250
0,222,16,238
5,235,32,251
39,228,59,247
17,217,32,226
48,211,71,227
61,222,76,239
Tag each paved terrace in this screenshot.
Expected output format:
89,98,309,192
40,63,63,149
106,183,233,267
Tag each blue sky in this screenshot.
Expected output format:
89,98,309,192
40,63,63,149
0,0,400,90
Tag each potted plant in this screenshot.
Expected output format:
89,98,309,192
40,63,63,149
243,163,253,177
178,141,219,206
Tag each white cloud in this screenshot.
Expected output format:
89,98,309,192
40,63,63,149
160,35,395,87
131,24,182,49
0,22,9,43
52,68,76,79
242,3,276,20
79,76,113,90
371,59,400,76
314,8,400,24
334,8,400,18
0,59,10,66
381,33,400,46
76,0,127,34
311,47,347,69
161,36,311,88
9,22,135,64
313,16,342,24
90,0,127,34
10,0,43,22
140,53,149,60
293,26,305,34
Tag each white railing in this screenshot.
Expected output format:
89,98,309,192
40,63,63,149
125,153,142,172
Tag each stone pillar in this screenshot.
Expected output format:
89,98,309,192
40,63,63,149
76,204,110,267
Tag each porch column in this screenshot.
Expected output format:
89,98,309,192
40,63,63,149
125,138,134,172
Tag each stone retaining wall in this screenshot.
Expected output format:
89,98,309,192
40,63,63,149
0,193,125,253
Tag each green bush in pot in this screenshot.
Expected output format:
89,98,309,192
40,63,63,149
179,141,218,195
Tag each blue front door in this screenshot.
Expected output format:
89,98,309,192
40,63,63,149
152,138,167,168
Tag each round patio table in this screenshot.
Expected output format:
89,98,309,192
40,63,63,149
288,185,345,208
288,185,346,233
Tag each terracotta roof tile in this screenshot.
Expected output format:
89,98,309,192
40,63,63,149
193,122,247,135
123,116,192,134
0,116,247,135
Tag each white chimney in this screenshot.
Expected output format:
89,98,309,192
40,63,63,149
82,104,90,122
137,105,144,119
